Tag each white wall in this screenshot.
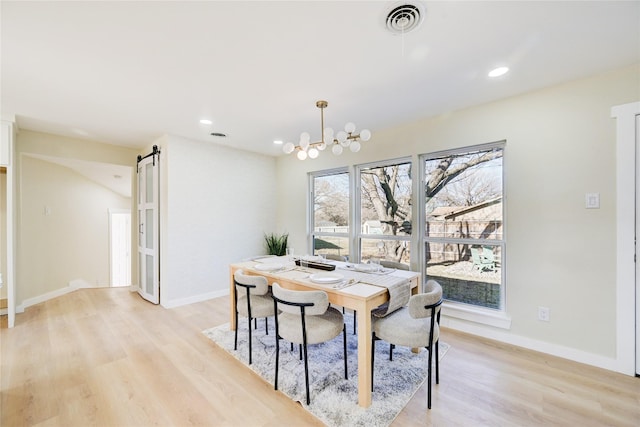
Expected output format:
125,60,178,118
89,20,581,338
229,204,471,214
15,131,138,307
275,64,640,369
18,155,131,302
159,136,277,308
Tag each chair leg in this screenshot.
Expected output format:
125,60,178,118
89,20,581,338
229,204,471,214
435,340,440,384
353,311,357,335
303,342,310,405
264,317,269,335
274,336,280,391
371,333,376,392
389,343,395,361
427,343,433,409
247,316,253,365
342,325,348,379
299,344,303,360
234,309,239,351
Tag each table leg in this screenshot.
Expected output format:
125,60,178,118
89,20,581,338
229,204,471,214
356,302,372,408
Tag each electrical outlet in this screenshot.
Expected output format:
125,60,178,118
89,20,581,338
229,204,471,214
538,306,550,322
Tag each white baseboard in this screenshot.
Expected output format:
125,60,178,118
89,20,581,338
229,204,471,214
161,288,229,309
441,316,620,374
15,279,108,312
16,284,79,313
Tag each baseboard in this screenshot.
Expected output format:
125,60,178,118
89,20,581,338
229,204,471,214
441,316,621,374
15,279,107,312
16,284,80,312
161,288,229,309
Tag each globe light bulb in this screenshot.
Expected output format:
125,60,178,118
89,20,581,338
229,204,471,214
300,132,310,143
344,122,356,133
283,142,295,154
317,142,327,151
297,150,308,160
308,147,319,159
337,131,347,144
359,129,371,141
349,140,361,152
299,138,310,151
323,127,334,142
332,144,343,155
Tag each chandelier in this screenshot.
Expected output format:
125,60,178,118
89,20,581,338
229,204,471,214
282,100,371,160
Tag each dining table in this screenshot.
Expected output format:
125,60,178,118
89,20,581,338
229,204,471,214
229,256,421,408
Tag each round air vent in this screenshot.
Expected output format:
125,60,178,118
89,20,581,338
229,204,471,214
384,2,425,35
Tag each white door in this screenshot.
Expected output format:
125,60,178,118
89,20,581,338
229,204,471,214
137,152,160,304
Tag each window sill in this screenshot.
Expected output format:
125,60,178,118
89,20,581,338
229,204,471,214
441,301,512,329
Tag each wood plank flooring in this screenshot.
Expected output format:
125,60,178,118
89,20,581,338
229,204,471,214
1,288,639,426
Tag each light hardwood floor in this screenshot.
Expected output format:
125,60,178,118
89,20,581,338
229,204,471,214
1,288,639,426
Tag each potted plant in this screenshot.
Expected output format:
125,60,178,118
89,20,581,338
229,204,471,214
264,232,288,256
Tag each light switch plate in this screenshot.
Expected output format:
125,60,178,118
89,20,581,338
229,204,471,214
585,193,600,209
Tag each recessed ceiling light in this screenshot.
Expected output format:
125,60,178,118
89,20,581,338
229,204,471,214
273,140,283,145
200,119,213,125
488,66,509,78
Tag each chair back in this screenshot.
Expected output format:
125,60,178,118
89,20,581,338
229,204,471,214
234,269,269,295
379,260,410,271
408,280,443,319
271,283,329,316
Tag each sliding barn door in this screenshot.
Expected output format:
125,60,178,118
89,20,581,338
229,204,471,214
137,150,160,304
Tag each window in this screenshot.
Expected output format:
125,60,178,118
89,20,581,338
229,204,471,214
357,159,412,267
421,143,505,310
310,169,350,260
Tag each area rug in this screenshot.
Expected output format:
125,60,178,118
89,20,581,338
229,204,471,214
202,313,449,427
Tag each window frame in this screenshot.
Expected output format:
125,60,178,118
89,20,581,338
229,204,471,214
355,156,413,265
419,141,509,323
308,167,351,257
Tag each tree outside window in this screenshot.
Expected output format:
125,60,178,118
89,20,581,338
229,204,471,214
358,160,412,266
423,143,505,310
311,171,350,259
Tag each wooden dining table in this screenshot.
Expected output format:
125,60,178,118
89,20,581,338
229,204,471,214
229,257,421,408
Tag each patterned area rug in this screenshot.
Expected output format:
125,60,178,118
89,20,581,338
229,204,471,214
203,313,449,427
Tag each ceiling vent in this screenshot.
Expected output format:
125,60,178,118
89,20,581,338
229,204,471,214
384,2,425,35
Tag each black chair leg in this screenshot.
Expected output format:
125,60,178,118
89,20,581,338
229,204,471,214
390,343,395,361
353,311,357,335
371,333,376,392
427,343,433,409
303,342,310,405
342,325,348,379
435,340,440,384
233,309,239,351
265,317,269,335
274,336,280,391
299,344,303,360
247,316,253,365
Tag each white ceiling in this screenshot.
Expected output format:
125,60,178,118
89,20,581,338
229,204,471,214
2,0,639,160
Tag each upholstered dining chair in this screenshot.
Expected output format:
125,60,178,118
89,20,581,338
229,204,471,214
379,259,410,271
321,253,356,334
233,269,276,365
324,254,348,262
271,283,348,405
371,279,443,408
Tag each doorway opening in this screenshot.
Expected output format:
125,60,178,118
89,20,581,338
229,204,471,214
110,209,131,287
